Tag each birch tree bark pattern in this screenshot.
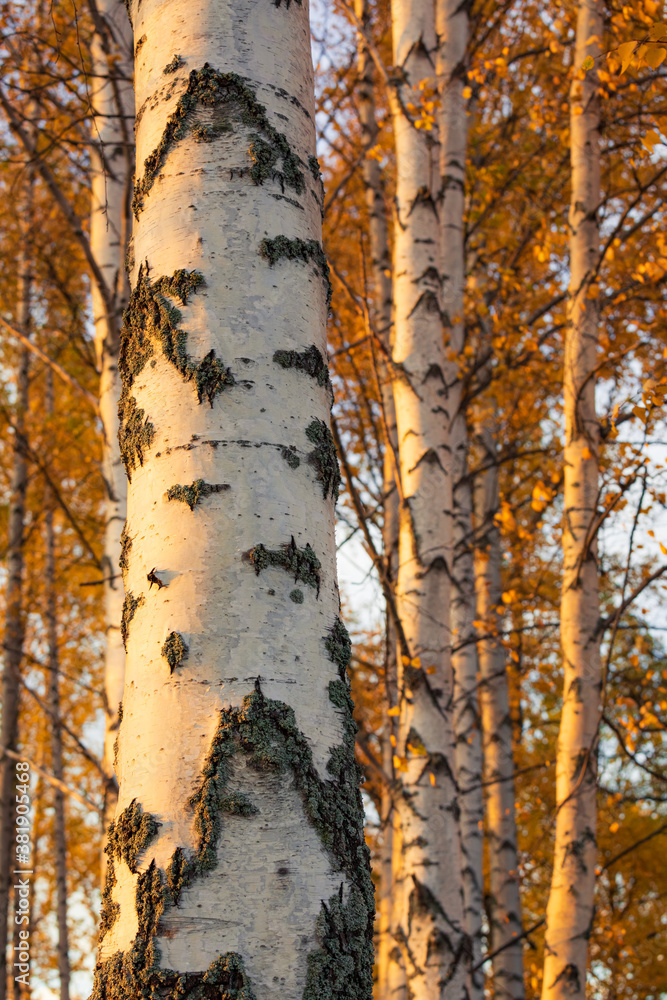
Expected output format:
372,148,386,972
389,0,468,995
542,4,602,997
472,422,524,1000
436,4,483,995
92,2,374,999
89,0,134,868
354,4,401,997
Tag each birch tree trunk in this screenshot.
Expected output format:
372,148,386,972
472,421,524,1000
88,0,134,861
389,0,468,995
44,372,71,1000
436,4,483,995
542,4,602,997
0,229,32,1000
91,2,374,999
354,4,401,997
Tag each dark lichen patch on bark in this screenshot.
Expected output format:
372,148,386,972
306,419,341,501
99,861,119,943
259,236,332,307
280,446,300,469
308,154,321,180
119,523,132,574
161,632,188,672
118,392,154,479
106,799,160,873
120,264,233,408
273,344,332,396
324,617,352,676
132,63,304,217
92,620,372,1000
163,54,184,74
166,479,230,510
304,883,373,1000
113,701,123,770
121,592,144,649
249,536,321,596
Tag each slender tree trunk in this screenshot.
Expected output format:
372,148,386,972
542,4,602,997
88,0,134,870
354,4,401,997
44,372,71,1000
436,3,484,995
388,1,467,995
92,3,373,999
0,225,32,1000
473,421,524,1000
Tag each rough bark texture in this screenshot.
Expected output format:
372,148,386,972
45,373,71,1000
89,0,135,869
0,236,31,1000
354,4,400,998
473,422,524,1000
436,3,483,995
389,0,468,996
92,3,373,1000
541,4,602,998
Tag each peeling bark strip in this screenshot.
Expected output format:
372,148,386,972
133,64,305,217
102,1,370,995
542,2,602,997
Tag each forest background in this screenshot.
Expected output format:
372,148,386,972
0,0,666,998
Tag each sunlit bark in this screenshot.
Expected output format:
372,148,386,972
542,3,602,997
436,2,483,994
92,1,373,997
88,0,134,867
355,2,401,996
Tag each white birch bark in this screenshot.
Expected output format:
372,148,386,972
389,0,467,995
88,0,134,858
435,3,483,995
354,4,401,997
92,2,373,999
542,3,602,997
472,421,524,1000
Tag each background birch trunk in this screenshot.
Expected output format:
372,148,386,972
436,3,484,995
44,372,71,1000
389,0,468,995
0,224,32,1000
542,3,602,997
354,3,401,996
92,1,374,998
472,420,524,1000
88,0,134,863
